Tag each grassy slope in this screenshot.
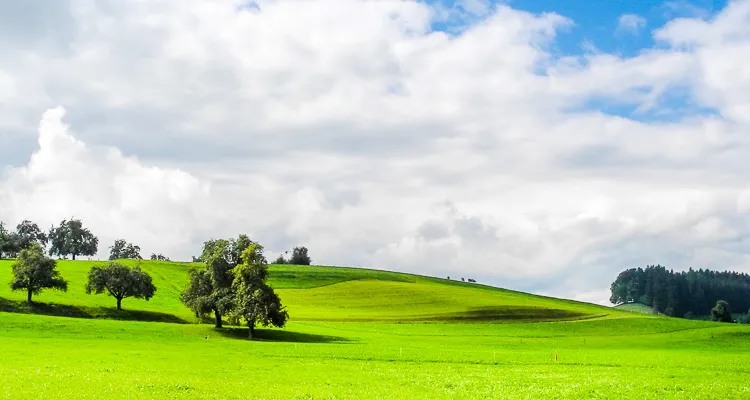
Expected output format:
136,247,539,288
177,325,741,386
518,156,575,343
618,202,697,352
614,302,657,315
0,260,632,323
1,260,750,399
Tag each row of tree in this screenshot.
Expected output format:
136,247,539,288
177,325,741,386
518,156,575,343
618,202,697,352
181,234,288,339
271,246,312,265
9,243,155,309
610,265,750,318
108,238,171,261
2,218,308,266
0,219,98,260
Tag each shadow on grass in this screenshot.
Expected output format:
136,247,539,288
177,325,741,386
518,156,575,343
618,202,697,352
0,297,188,324
414,306,590,323
212,326,352,343
294,306,592,324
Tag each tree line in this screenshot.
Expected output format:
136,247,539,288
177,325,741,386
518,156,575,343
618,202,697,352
10,243,155,309
610,265,750,319
2,217,303,338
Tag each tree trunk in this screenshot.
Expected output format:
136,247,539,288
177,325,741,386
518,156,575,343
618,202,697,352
27,288,32,304
72,253,76,261
214,309,222,328
248,322,255,340
116,297,122,310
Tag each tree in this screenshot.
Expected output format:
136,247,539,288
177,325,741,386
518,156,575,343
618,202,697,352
271,253,287,264
10,243,68,303
710,300,733,323
48,219,98,260
85,262,156,310
15,220,48,251
0,222,17,259
181,235,260,328
289,246,311,265
231,244,288,339
109,239,142,260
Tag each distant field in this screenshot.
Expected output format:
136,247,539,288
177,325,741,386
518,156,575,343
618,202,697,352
614,302,657,315
1,259,749,399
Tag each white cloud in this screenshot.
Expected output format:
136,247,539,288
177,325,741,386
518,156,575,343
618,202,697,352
0,107,212,259
616,13,647,35
1,0,750,305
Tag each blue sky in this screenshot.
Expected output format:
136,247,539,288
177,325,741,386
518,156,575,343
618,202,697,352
425,0,731,122
433,0,729,56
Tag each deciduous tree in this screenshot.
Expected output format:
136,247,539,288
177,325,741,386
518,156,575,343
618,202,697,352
289,246,311,265
150,253,170,261
0,222,17,259
10,243,68,303
181,235,260,328
109,239,142,260
15,220,48,250
85,262,156,310
231,244,288,339
710,300,733,323
48,219,98,260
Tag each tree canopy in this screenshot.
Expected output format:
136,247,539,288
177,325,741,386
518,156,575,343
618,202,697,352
710,300,733,323
181,234,260,328
10,243,68,303
150,253,170,261
109,239,142,260
610,265,750,317
85,262,156,310
15,220,48,251
289,246,311,265
48,219,99,260
231,244,288,339
0,222,15,259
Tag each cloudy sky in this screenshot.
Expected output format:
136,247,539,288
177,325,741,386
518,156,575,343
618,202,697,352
2,0,749,305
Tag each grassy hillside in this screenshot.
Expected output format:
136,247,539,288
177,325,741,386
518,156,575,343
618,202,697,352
2,259,749,399
0,259,630,324
614,302,657,315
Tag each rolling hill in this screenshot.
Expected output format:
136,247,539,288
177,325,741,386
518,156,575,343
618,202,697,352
2,259,749,399
0,259,632,324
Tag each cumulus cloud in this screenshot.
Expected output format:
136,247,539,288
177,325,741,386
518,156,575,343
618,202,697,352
0,107,211,259
616,13,647,35
1,0,750,305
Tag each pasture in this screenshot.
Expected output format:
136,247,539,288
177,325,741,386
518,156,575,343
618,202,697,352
1,260,749,399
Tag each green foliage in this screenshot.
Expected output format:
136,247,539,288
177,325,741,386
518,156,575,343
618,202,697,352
150,253,170,261
181,235,261,327
289,246,311,265
230,244,288,338
9,243,68,303
85,262,156,310
710,300,733,323
14,220,48,251
271,254,287,264
0,222,17,258
48,219,99,260
610,265,750,317
109,239,142,260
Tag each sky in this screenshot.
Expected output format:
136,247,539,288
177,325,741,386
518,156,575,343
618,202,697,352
1,0,750,306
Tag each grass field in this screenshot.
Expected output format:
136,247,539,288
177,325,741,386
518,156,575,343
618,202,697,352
614,302,657,315
1,259,749,399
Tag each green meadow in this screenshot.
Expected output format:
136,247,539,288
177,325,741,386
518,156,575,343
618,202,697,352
1,260,749,399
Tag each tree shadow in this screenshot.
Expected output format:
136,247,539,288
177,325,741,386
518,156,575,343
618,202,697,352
212,326,352,343
0,297,188,324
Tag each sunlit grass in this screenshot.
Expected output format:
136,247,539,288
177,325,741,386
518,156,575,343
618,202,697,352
1,259,749,399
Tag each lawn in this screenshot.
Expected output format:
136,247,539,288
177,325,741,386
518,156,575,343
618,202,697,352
0,259,749,399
